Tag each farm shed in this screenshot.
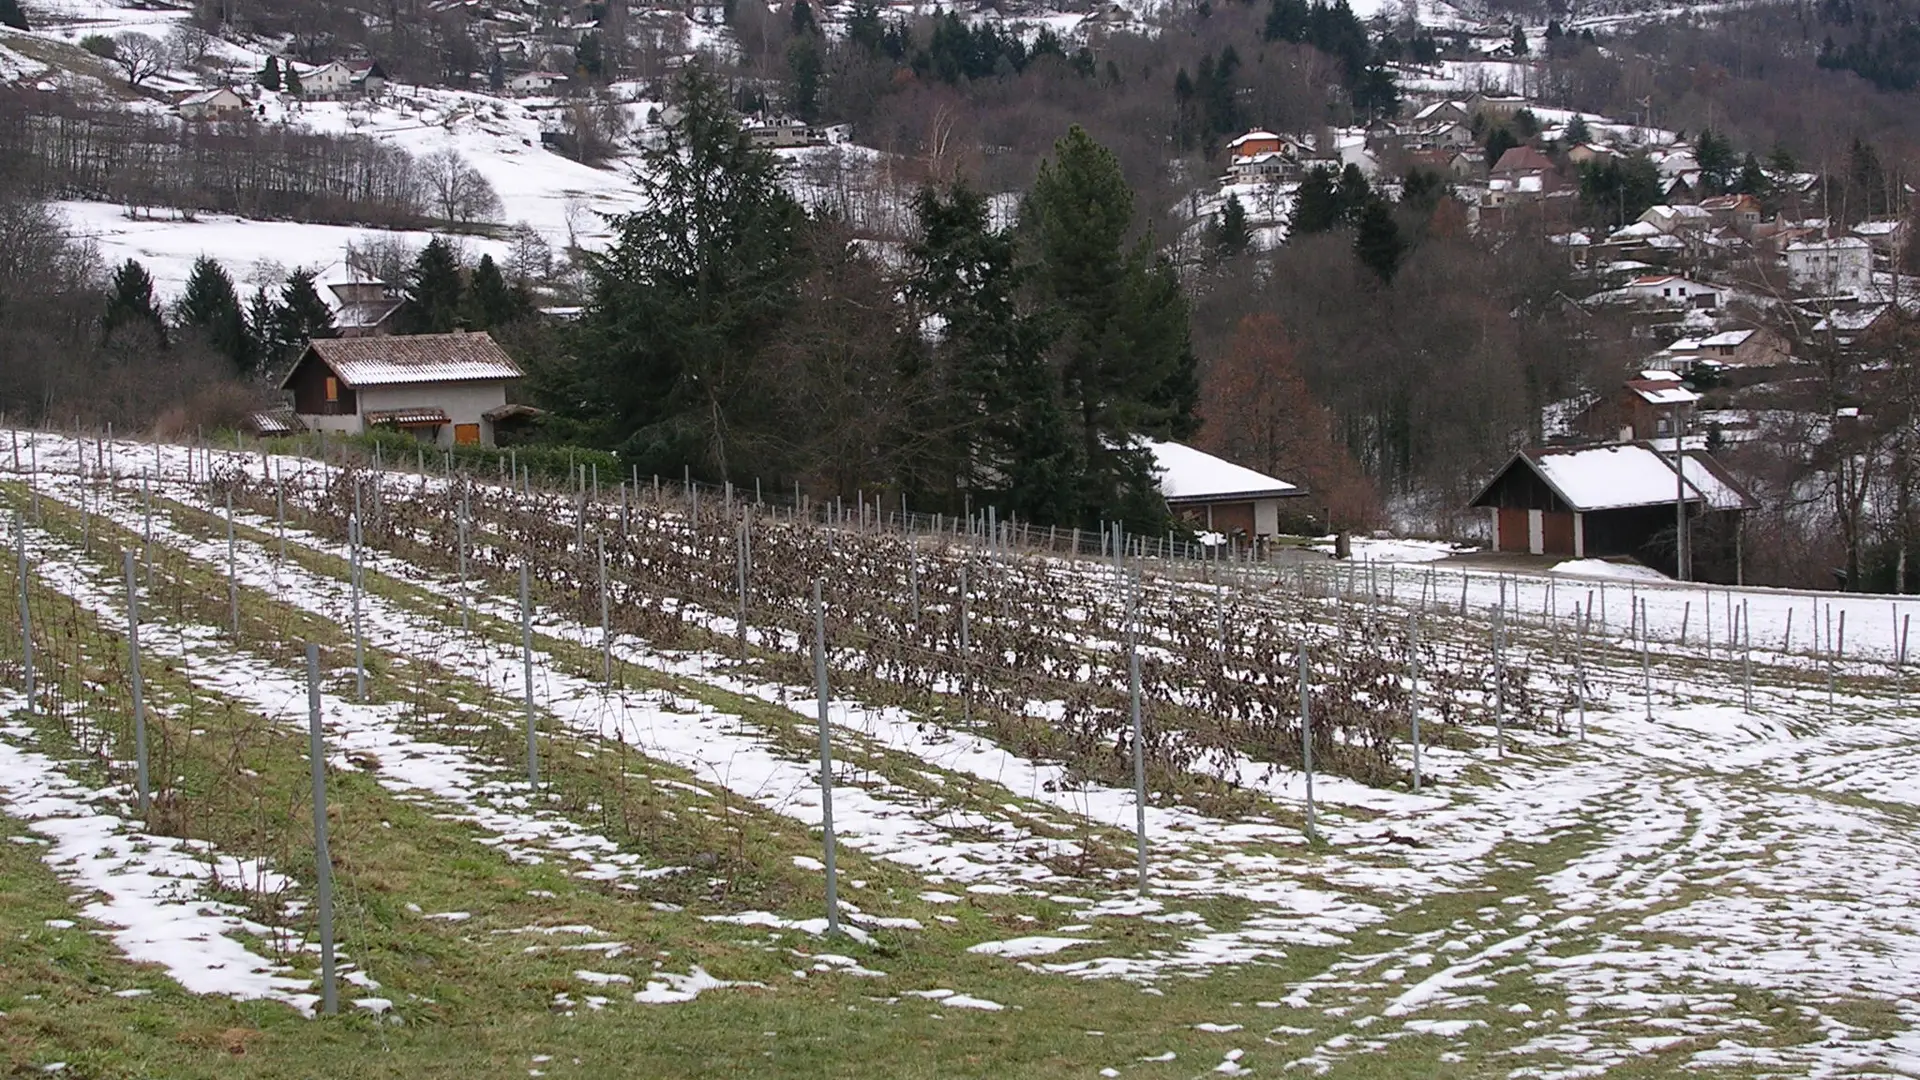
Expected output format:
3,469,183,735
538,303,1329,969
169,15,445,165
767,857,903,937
281,332,524,448
1147,440,1304,540
1469,442,1755,580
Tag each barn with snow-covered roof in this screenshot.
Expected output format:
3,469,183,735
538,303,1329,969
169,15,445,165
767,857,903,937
1146,440,1304,540
1469,442,1755,580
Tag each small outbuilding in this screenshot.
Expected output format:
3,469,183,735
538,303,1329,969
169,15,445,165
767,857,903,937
1469,442,1756,580
1147,440,1305,540
281,331,525,448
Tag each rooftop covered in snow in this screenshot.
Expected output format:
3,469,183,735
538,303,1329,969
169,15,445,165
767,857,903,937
1145,440,1302,503
1470,443,1755,513
282,331,524,388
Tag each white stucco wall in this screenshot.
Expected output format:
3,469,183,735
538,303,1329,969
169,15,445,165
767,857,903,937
358,381,510,447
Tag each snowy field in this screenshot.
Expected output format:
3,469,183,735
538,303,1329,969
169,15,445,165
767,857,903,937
2,428,1920,1075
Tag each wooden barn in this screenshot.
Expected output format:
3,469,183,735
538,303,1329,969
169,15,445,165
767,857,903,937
1469,443,1756,580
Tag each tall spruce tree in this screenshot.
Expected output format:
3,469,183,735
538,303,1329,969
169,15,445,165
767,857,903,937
1020,125,1196,529
1291,166,1344,235
103,259,166,345
403,238,466,333
901,184,1067,520
0,0,29,31
176,256,252,374
465,254,528,329
558,63,807,480
260,55,281,90
1214,193,1252,256
1353,198,1405,282
278,269,334,348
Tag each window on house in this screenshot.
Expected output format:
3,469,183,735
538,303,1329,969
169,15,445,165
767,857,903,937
325,377,338,403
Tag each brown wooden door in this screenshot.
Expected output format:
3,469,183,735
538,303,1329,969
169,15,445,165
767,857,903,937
454,423,480,446
1497,508,1529,552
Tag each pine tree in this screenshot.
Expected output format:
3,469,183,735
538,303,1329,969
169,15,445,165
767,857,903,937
260,55,281,91
1290,166,1344,235
1509,24,1529,55
465,254,528,329
845,0,883,53
1735,153,1771,199
786,33,823,122
176,256,253,374
1768,142,1799,176
103,259,166,345
0,0,29,31
902,184,1066,520
1696,126,1736,193
1564,113,1591,144
1336,164,1372,224
791,0,816,35
1484,126,1519,168
1353,198,1405,282
278,269,335,350
1020,125,1196,529
559,63,808,480
247,286,283,370
1214,194,1252,256
285,64,303,95
403,238,466,333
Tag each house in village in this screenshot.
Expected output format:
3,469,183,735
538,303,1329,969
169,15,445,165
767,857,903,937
1574,370,1699,443
1698,194,1762,231
1786,237,1874,297
301,60,387,100
1655,327,1790,372
1466,93,1528,121
313,265,405,338
1638,204,1715,235
1484,145,1562,209
1604,273,1726,310
1468,441,1755,579
1852,219,1908,256
176,86,250,121
1565,142,1616,168
507,70,569,96
1408,99,1469,126
281,332,526,447
1147,440,1303,541
745,117,851,149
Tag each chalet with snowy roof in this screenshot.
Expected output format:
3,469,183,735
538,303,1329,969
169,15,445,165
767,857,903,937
1409,100,1468,125
507,70,569,95
1811,303,1894,348
281,331,525,447
313,265,404,338
1466,93,1528,120
1565,143,1616,167
176,86,250,121
1469,442,1756,580
1146,441,1303,540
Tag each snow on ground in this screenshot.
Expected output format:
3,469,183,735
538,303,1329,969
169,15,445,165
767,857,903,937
1547,557,1671,583
0,690,322,1015
56,200,516,301
1308,536,1472,563
15,432,1920,1073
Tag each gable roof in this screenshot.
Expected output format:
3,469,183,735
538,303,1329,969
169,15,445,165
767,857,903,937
1146,440,1301,502
281,332,523,389
1491,145,1555,174
1471,443,1755,513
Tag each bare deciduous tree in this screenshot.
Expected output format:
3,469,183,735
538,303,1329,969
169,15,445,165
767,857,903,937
419,147,502,227
111,32,166,87
166,22,213,69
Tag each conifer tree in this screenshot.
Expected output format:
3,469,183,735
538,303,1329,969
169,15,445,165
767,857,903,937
403,238,466,333
1290,166,1344,235
1564,113,1590,144
902,183,1066,519
558,63,807,479
260,55,281,90
1696,127,1736,193
103,259,166,346
284,64,303,95
465,254,528,329
1214,194,1252,256
0,0,29,31
277,269,334,350
1353,198,1405,282
1021,125,1196,528
1484,126,1519,167
176,256,252,374
1736,153,1771,199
